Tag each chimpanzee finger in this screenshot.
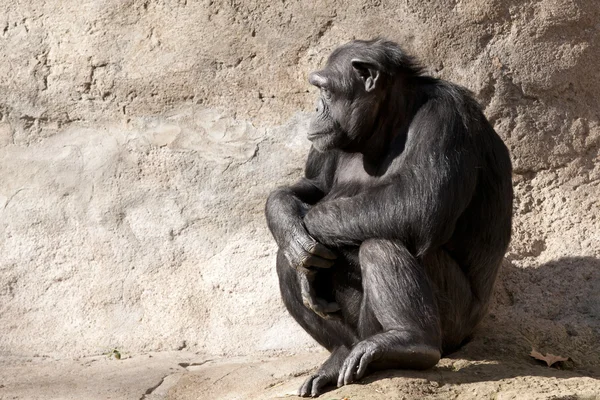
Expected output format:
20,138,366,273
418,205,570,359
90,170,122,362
284,251,311,274
322,311,343,321
296,265,312,275
308,295,340,316
310,375,329,397
338,354,358,387
318,308,343,320
355,353,372,381
298,374,316,397
305,300,330,320
308,242,337,259
313,308,331,319
302,254,335,269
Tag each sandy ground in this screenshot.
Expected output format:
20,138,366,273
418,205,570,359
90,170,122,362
1,348,598,400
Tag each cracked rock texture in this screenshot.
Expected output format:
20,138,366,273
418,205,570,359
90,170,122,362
1,0,599,383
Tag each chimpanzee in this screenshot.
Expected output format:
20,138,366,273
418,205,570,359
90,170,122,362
265,38,513,397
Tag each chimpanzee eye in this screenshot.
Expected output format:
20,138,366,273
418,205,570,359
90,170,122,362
321,88,332,100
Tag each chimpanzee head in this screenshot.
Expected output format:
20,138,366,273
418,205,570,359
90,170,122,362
307,39,422,152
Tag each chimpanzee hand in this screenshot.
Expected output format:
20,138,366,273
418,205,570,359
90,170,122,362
298,346,350,397
281,224,339,319
337,340,381,387
299,270,341,320
282,224,337,274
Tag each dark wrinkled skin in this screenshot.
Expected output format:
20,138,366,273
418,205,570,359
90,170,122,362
265,38,513,397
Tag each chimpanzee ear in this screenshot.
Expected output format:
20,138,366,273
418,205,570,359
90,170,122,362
351,59,380,92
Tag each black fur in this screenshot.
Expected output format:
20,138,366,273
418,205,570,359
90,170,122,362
265,38,513,397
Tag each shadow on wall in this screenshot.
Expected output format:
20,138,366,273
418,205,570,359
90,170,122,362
366,257,600,386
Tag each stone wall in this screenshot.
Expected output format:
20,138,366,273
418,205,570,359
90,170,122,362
1,0,598,362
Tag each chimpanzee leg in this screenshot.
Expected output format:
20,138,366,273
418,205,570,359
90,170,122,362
338,239,442,386
421,248,477,353
276,250,358,397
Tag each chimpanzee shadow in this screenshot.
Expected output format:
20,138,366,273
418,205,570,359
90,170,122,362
361,256,600,386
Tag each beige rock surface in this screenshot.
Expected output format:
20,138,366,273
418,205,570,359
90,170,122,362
1,0,599,398
0,351,200,400
1,351,598,400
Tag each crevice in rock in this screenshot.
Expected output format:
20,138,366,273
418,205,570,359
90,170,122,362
140,375,167,400
178,359,213,370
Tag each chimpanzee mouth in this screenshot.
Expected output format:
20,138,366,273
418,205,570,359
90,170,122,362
307,130,334,141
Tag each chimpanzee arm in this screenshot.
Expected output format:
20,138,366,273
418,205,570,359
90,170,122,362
303,101,479,256
265,148,338,271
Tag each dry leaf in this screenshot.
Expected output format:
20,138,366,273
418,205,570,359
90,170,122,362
530,348,568,367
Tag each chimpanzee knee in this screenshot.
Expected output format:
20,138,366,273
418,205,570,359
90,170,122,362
358,239,441,348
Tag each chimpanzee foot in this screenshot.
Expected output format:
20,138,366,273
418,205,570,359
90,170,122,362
300,272,341,320
337,335,441,387
298,346,349,397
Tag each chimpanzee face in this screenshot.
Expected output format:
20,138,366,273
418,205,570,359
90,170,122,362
307,50,383,152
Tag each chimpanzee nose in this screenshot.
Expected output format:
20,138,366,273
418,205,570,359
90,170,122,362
315,98,324,113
